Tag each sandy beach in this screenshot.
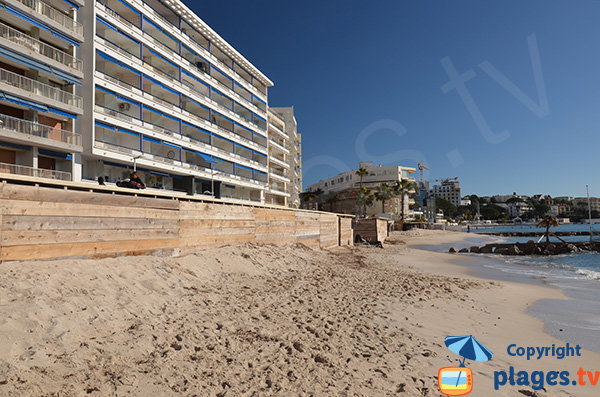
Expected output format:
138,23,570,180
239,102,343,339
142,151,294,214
1,230,598,396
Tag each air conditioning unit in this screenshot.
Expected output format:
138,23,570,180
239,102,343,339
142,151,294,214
119,102,131,111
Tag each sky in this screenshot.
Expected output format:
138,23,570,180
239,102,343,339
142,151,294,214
189,0,600,198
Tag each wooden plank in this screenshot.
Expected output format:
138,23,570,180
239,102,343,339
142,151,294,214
2,216,178,231
2,200,179,219
179,219,255,229
1,228,179,246
0,184,181,210
180,234,255,249
180,227,255,238
1,238,180,262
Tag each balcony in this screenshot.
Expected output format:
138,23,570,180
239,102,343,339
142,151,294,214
0,161,71,181
0,114,81,147
0,21,82,72
13,0,83,36
269,138,289,154
0,68,82,109
269,168,290,182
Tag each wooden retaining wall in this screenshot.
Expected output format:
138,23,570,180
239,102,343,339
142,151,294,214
0,183,353,262
353,218,390,243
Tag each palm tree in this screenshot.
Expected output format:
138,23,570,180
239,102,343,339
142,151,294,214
393,179,417,221
375,183,393,215
355,167,368,189
536,215,559,243
324,191,339,212
356,188,374,217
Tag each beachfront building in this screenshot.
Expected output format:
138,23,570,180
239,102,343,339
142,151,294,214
305,162,416,217
81,0,276,202
264,107,302,207
0,0,84,181
430,178,461,207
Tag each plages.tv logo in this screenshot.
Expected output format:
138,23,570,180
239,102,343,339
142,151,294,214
438,335,493,396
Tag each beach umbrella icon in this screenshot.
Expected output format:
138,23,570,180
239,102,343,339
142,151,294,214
445,335,493,367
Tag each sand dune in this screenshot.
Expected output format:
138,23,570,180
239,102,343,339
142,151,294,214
1,230,597,396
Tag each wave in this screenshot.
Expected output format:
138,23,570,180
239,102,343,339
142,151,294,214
575,269,600,280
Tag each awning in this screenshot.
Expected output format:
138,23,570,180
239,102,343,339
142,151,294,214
50,68,81,86
96,51,140,76
96,17,139,44
39,149,72,160
163,142,181,150
235,164,254,172
0,46,52,74
95,121,115,130
119,0,140,16
144,75,180,96
51,30,80,47
49,107,77,119
196,151,218,164
3,94,48,113
142,136,161,144
5,5,48,31
117,127,140,137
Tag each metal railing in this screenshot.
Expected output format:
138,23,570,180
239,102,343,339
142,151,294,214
15,0,83,35
0,114,81,146
0,161,71,180
0,21,82,71
0,68,82,108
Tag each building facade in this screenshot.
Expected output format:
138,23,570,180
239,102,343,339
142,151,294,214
305,162,416,218
264,106,301,207
0,0,84,180
0,0,302,206
430,178,461,207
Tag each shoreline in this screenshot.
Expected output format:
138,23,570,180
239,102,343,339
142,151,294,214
1,230,599,395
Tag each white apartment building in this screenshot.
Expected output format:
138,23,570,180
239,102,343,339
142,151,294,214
265,106,302,207
306,162,416,218
0,0,303,206
0,0,84,179
306,162,415,194
82,0,276,202
431,179,461,207
271,106,301,207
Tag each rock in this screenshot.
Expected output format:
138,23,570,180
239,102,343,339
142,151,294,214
542,244,556,255
507,245,522,256
449,247,458,253
565,244,580,253
527,240,536,244
535,246,543,255
494,247,510,255
470,246,480,253
520,243,537,255
459,248,469,253
479,245,493,254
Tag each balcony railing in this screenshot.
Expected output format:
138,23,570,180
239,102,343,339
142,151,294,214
1,68,82,108
269,168,288,178
15,0,83,36
0,114,81,146
0,161,71,181
0,21,82,71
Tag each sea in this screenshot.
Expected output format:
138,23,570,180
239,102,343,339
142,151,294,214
421,223,600,354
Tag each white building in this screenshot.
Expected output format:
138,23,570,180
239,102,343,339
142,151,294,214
431,179,461,207
307,161,415,194
507,202,531,218
0,0,84,179
264,107,302,207
0,0,304,207
306,161,416,218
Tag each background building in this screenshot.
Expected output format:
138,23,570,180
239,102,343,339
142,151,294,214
305,161,416,218
430,178,461,207
0,0,84,181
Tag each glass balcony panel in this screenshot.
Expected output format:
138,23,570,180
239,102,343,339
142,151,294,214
182,97,210,121
212,112,233,132
211,88,233,110
182,123,210,144
96,19,141,58
212,134,233,154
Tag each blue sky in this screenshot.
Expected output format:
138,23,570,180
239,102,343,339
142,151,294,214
190,0,600,198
